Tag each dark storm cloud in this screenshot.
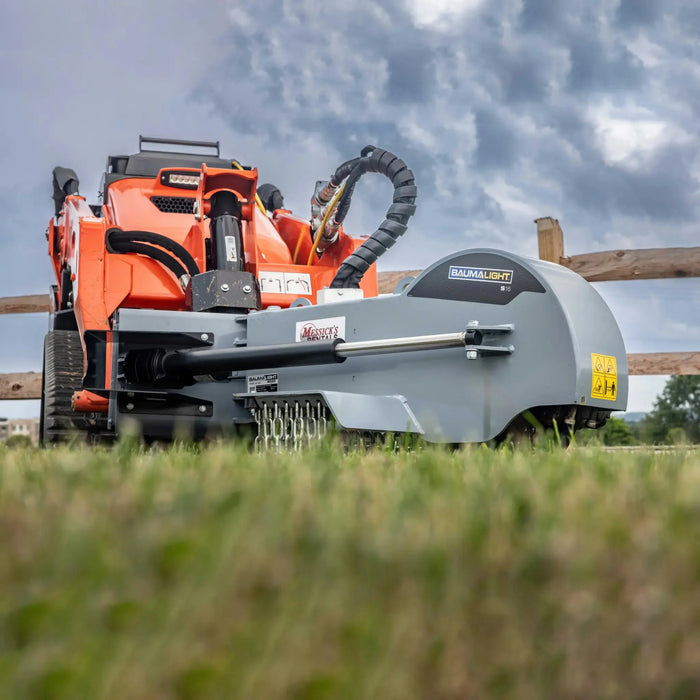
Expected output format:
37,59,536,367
499,51,551,103
676,4,700,34
616,145,698,218
473,108,517,170
198,0,698,242
561,143,698,221
4,0,699,257
386,43,436,103
566,35,646,93
616,0,663,28
545,103,593,154
519,0,565,32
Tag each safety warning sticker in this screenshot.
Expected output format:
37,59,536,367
591,353,617,401
248,373,278,393
224,235,238,262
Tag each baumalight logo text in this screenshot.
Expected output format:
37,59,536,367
448,266,514,284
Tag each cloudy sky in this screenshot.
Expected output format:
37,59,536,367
1,0,698,418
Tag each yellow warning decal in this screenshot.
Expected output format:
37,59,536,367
591,353,617,401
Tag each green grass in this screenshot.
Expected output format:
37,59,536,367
1,441,699,699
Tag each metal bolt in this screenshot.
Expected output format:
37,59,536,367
200,333,209,341
125,402,135,411
242,284,252,294
220,283,230,292
466,350,479,360
198,405,208,414
466,320,479,328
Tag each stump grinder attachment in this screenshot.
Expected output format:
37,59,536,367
42,137,627,445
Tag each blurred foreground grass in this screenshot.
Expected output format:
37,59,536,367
0,441,699,699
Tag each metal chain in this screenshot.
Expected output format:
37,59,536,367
293,402,305,451
283,402,291,451
253,399,329,451
306,400,317,443
271,403,284,450
317,401,327,438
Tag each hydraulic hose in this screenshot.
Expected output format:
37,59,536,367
306,156,366,258
107,239,189,280
330,157,363,187
333,146,378,224
329,146,417,288
106,228,200,277
52,167,80,216
306,184,345,265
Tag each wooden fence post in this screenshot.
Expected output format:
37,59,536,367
535,217,565,264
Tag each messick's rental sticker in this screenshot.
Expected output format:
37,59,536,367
295,316,345,342
591,353,618,401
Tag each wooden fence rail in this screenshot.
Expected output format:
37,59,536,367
1,218,698,399
534,217,700,281
0,294,50,315
627,353,700,375
0,372,42,400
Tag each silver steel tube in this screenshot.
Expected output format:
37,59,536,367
336,331,467,357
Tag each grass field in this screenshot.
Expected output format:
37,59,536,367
1,441,699,699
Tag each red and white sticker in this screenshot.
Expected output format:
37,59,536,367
295,316,345,342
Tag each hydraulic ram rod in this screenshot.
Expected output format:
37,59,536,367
124,328,509,385
161,339,345,376
335,331,467,357
168,330,471,374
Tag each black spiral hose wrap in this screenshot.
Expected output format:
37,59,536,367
329,147,417,289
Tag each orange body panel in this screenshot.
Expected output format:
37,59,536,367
49,162,378,397
72,390,109,413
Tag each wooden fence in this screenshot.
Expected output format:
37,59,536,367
534,217,700,377
1,218,698,400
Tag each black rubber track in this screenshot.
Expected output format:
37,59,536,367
41,330,111,445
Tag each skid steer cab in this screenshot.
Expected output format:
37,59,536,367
42,136,627,446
